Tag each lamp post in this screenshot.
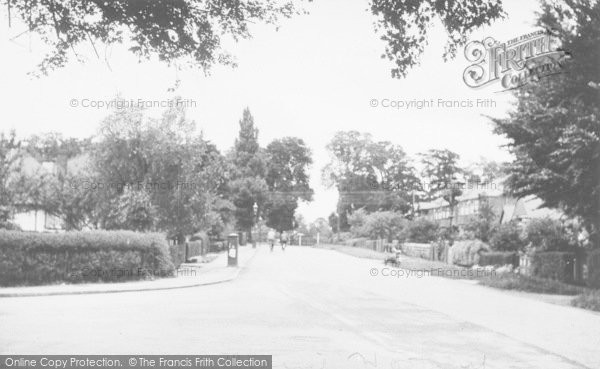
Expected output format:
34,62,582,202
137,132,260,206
252,202,259,248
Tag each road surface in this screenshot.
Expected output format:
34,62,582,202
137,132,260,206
2,246,599,369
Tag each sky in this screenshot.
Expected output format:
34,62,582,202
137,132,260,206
0,0,542,222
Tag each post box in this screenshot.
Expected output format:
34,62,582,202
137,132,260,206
227,233,239,267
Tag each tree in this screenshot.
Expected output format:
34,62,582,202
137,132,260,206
463,198,497,243
322,131,419,228
419,149,463,230
489,222,524,252
491,0,600,248
92,98,228,240
228,108,269,239
361,211,407,242
328,212,339,234
264,137,313,233
4,0,505,78
0,131,22,229
5,0,304,76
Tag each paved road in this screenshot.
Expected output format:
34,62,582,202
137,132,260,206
1,246,599,369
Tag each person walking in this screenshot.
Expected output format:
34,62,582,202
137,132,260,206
267,230,276,251
280,231,289,250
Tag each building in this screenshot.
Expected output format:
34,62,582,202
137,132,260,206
9,152,90,232
417,181,564,228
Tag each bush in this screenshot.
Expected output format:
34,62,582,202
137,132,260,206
449,239,490,267
524,218,574,251
0,230,174,286
531,251,575,283
401,218,439,243
489,222,525,252
343,238,369,247
587,249,600,288
479,251,519,267
479,273,585,295
572,290,600,312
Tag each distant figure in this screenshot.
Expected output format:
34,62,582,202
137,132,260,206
384,244,401,267
280,231,289,250
267,230,276,251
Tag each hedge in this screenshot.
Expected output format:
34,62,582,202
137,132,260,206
587,249,600,288
531,251,575,283
479,252,519,267
0,230,174,287
450,240,490,267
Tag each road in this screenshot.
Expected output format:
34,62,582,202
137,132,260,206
1,246,599,369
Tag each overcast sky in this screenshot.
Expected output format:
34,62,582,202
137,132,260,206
0,0,541,222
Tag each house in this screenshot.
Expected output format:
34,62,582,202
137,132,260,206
9,152,90,232
417,181,564,228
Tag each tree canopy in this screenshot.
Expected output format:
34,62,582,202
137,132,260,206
491,0,600,247
4,0,505,78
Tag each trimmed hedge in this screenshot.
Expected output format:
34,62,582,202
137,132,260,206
450,240,490,267
531,251,575,283
587,249,600,288
0,230,174,286
479,252,519,267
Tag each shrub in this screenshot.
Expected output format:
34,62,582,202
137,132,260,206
449,240,490,267
479,251,519,267
489,222,525,252
531,251,575,283
479,273,584,295
587,249,600,288
362,211,406,242
343,238,369,247
524,218,574,251
0,230,174,286
401,218,439,243
572,291,600,312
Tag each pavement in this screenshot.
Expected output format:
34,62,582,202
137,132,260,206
1,245,599,369
0,247,257,298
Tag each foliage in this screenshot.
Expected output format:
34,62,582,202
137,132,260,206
479,273,585,295
572,291,600,312
322,131,419,228
371,0,504,78
91,100,228,240
0,131,22,228
462,198,497,242
478,252,519,267
401,218,439,243
449,239,490,267
0,230,174,286
531,251,576,283
264,137,313,232
328,212,339,234
491,0,600,248
5,0,304,76
489,222,525,252
586,249,600,288
362,211,406,242
229,176,269,233
524,218,575,252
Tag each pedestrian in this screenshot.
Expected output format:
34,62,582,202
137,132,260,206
280,231,288,250
267,230,276,251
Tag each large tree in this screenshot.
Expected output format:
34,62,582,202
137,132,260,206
264,137,313,233
4,0,505,78
322,131,419,229
491,0,600,247
419,149,464,229
227,108,269,238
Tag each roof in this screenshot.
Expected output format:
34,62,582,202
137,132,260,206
502,195,564,223
417,181,506,211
